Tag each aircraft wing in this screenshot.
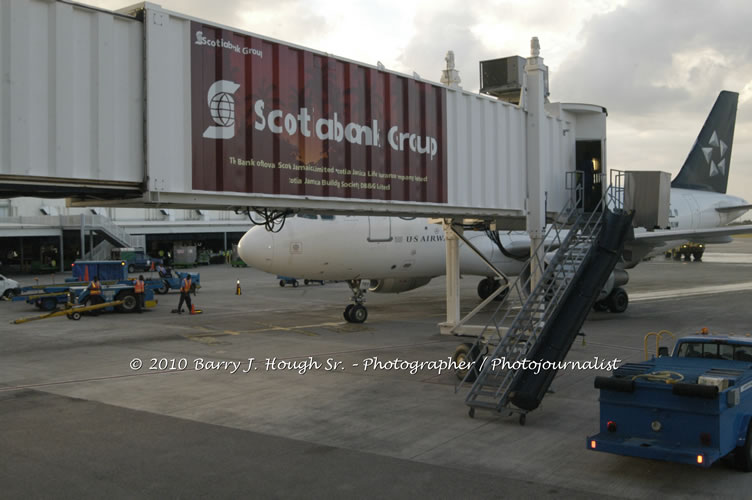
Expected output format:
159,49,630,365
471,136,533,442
716,204,752,213
631,224,752,244
620,224,752,268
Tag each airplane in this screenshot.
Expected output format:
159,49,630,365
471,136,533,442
238,91,752,323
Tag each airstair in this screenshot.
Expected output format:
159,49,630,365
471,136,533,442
458,173,634,422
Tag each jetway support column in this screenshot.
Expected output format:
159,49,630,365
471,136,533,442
441,220,461,331
525,37,547,291
59,231,65,273
80,214,85,259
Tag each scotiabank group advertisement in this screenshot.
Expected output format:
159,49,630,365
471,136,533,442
190,22,448,203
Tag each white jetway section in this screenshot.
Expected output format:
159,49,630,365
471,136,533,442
0,1,608,224
0,0,144,198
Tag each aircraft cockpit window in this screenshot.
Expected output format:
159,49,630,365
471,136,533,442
321,215,335,220
297,214,318,220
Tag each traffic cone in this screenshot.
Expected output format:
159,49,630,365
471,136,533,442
191,304,196,314
236,280,242,295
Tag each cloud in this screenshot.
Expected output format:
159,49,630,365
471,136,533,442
555,0,752,114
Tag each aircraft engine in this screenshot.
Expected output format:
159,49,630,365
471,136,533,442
368,277,432,293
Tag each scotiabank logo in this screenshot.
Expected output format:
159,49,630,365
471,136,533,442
203,80,241,140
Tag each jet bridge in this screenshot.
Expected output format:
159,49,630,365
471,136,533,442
0,0,607,225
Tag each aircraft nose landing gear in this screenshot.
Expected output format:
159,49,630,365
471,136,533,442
344,280,368,323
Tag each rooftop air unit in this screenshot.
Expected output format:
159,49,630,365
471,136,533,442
479,56,549,105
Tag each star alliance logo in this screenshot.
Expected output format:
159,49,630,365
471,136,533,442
701,130,728,178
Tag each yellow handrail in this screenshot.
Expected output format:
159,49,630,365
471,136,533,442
644,330,675,360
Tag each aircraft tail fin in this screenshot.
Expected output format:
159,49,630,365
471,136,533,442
671,91,738,194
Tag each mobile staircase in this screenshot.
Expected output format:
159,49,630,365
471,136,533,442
458,173,634,423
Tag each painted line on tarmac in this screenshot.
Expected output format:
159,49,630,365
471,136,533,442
182,321,356,341
0,371,178,394
630,281,752,302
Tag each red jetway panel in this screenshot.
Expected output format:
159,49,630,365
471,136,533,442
0,0,144,198
138,4,595,219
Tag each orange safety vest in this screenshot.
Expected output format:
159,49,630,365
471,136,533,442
134,280,145,293
90,281,101,295
180,278,191,293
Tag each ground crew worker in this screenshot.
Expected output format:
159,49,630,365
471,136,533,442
177,274,192,314
88,276,104,315
134,275,146,313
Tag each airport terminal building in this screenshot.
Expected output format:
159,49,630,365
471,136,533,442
0,197,251,273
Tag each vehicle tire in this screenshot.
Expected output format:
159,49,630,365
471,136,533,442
156,281,169,294
292,280,299,288
693,251,704,261
350,304,367,323
128,264,135,273
477,278,496,300
344,304,354,322
116,291,137,313
734,424,752,472
453,343,484,382
41,297,57,311
304,279,310,285
3,288,19,298
70,311,81,321
607,287,628,313
279,280,285,287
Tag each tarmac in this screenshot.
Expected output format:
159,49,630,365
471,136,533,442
3,239,752,498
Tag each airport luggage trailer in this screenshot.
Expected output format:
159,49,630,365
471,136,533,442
276,276,326,287
588,335,752,470
10,280,158,311
277,276,299,287
76,284,157,314
152,271,200,295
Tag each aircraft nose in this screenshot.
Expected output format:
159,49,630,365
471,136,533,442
238,227,274,269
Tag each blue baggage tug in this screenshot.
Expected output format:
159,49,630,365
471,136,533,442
588,333,752,470
8,261,161,312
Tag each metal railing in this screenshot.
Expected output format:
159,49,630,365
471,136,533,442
458,171,625,417
0,214,141,249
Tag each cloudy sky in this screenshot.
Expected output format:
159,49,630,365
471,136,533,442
90,0,752,206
